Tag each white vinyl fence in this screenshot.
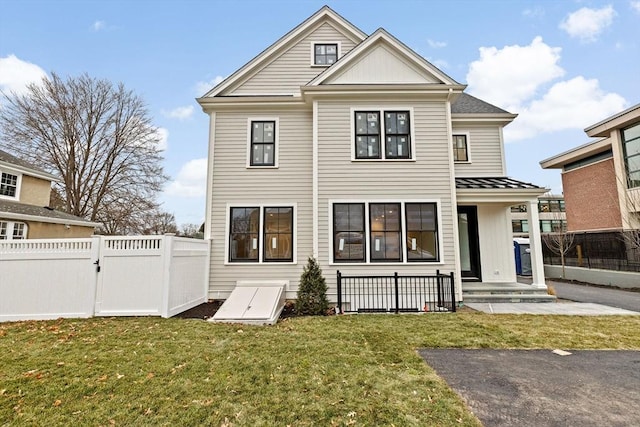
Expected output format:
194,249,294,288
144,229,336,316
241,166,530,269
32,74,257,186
0,235,209,323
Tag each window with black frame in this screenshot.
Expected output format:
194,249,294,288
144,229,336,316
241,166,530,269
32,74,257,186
250,121,275,166
354,112,381,159
406,203,438,261
622,123,640,188
333,203,365,262
384,111,410,159
369,203,401,262
314,43,338,65
229,207,260,262
452,135,468,162
264,207,293,262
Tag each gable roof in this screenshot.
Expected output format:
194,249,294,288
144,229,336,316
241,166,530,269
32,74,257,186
0,149,60,182
308,28,461,87
0,198,101,227
451,93,511,114
202,6,367,98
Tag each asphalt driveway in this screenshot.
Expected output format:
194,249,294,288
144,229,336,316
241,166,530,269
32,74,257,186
419,349,640,427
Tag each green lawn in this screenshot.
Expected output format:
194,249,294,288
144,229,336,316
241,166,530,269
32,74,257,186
1,313,639,426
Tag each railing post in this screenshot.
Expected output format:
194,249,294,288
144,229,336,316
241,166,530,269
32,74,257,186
336,270,342,315
436,269,443,310
450,271,456,312
394,272,399,314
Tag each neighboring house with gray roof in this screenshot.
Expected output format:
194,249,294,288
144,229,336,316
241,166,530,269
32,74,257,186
0,149,100,239
197,6,548,305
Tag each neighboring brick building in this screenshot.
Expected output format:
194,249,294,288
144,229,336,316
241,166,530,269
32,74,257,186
540,103,640,232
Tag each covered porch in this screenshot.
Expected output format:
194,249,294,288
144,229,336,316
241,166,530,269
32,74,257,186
455,177,550,302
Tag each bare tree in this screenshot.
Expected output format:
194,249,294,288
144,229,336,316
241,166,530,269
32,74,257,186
542,213,575,279
0,73,168,234
179,223,204,239
136,210,178,235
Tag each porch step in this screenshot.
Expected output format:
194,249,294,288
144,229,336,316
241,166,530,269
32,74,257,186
462,284,556,303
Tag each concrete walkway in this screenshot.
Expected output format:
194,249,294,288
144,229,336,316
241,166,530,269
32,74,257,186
465,301,639,315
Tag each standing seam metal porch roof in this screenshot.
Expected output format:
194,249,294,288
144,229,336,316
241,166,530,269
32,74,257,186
455,177,543,190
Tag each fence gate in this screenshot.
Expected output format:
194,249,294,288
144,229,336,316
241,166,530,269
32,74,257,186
94,236,166,316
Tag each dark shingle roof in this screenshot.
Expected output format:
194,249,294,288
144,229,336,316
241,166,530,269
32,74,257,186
451,93,511,114
0,198,98,225
0,149,58,180
455,177,543,190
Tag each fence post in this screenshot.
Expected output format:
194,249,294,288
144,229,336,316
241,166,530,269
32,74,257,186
160,235,174,318
394,272,399,314
89,235,102,316
450,271,456,313
336,271,342,315
436,269,443,310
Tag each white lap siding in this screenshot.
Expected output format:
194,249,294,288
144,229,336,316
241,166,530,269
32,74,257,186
316,100,458,299
228,23,358,96
452,123,506,176
208,109,313,299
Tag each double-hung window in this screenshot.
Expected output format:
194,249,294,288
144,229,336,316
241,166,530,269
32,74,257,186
406,203,438,261
354,110,412,160
452,135,469,162
228,206,293,263
333,203,365,262
370,203,402,262
0,172,18,198
333,201,440,263
250,120,276,167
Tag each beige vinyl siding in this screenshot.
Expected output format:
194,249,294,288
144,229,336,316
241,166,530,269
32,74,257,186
316,100,457,298
228,22,358,95
19,175,52,206
453,124,505,176
208,109,313,299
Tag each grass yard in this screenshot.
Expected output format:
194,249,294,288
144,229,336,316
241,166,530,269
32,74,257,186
1,313,640,426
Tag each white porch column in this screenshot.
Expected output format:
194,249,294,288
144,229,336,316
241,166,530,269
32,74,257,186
527,199,547,288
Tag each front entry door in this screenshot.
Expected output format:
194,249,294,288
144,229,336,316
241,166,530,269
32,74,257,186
457,206,481,281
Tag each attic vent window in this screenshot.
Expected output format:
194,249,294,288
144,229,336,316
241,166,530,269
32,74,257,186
314,43,338,65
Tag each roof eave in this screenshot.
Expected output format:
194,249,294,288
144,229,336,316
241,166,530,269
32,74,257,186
584,103,640,137
540,138,611,169
0,211,102,227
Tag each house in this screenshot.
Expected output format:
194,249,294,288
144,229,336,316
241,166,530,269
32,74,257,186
0,149,100,239
540,104,640,233
197,6,548,307
511,195,567,238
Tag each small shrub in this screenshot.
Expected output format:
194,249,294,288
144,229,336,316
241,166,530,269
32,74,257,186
295,256,329,316
547,284,556,296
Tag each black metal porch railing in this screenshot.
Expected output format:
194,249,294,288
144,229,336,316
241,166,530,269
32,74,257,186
336,270,456,314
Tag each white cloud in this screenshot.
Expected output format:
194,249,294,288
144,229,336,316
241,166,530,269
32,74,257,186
0,55,48,96
465,38,627,142
162,105,194,120
632,1,640,13
165,158,208,198
559,5,615,42
196,76,225,95
466,37,564,110
427,39,446,49
505,77,626,141
93,20,106,31
522,7,544,18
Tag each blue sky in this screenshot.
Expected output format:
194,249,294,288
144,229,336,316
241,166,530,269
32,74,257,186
2,0,639,227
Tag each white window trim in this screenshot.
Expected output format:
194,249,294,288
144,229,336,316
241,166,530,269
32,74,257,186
0,168,22,201
0,220,28,240
452,131,472,164
328,199,444,266
224,202,297,265
310,41,342,67
350,107,416,162
246,117,280,169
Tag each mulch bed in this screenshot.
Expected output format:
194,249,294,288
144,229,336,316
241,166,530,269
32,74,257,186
173,300,299,320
